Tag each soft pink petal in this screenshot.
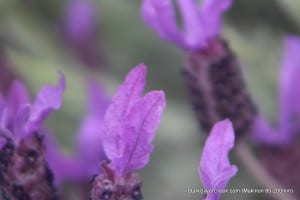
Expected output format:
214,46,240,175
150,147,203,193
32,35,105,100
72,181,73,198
26,73,66,134
199,119,237,200
102,64,146,161
279,36,300,137
112,91,166,175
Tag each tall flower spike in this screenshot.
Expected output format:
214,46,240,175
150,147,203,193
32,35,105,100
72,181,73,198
199,119,237,200
253,36,300,198
90,64,166,200
0,74,65,199
142,0,257,137
142,0,232,50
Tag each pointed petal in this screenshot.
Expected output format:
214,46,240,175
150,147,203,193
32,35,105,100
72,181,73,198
200,0,232,37
26,73,66,134
177,0,207,49
7,80,30,117
102,64,146,160
279,36,300,137
112,91,166,175
199,119,237,199
142,0,186,48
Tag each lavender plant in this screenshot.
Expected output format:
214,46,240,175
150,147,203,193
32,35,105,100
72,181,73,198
0,74,65,199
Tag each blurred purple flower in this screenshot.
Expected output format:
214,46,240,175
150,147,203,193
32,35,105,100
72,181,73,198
253,36,300,145
64,0,96,43
45,80,109,185
0,74,65,148
199,119,237,200
102,64,166,176
63,0,103,68
141,0,232,51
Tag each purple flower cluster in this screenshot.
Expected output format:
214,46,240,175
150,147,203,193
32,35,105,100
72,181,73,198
142,0,232,51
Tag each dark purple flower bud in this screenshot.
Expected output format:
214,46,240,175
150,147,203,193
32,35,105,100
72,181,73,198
183,39,257,136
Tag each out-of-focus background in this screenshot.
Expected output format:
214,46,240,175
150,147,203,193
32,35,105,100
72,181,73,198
1,0,300,199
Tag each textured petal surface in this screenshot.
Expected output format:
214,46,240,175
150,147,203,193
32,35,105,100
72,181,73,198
112,91,166,175
279,36,300,137
102,64,146,161
199,119,237,200
26,73,65,134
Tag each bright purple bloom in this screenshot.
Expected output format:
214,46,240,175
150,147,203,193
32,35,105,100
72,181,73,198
0,74,65,148
141,0,232,50
199,119,237,200
102,64,166,176
253,36,300,144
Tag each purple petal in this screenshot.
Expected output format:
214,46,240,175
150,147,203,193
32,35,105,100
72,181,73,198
102,64,146,160
199,119,237,200
44,131,86,185
76,116,106,176
0,138,5,149
279,36,300,137
87,80,110,116
177,0,207,49
251,116,291,145
142,0,186,49
64,0,96,43
26,73,66,134
200,0,232,37
111,91,166,175
7,81,30,118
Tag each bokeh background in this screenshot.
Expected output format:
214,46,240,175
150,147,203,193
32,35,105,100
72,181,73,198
1,0,300,199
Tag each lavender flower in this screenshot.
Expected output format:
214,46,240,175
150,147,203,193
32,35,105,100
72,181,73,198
253,36,300,197
45,80,109,186
0,74,65,199
199,119,237,200
63,0,102,68
142,0,232,51
141,0,257,136
90,64,166,200
253,36,300,144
